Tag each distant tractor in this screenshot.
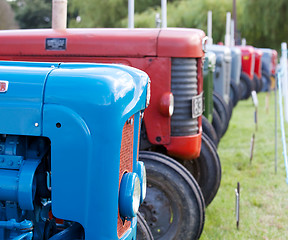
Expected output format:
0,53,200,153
237,46,256,99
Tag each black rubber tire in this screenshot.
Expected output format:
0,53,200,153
252,73,259,92
213,92,230,138
139,151,205,240
137,212,154,240
228,98,233,121
261,71,271,92
230,80,240,107
178,132,221,207
253,73,263,93
212,109,222,140
202,115,219,147
254,73,263,93
239,72,253,100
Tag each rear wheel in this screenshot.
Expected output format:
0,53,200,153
239,72,253,100
178,133,221,206
212,109,222,140
139,151,205,240
137,212,154,240
202,115,218,147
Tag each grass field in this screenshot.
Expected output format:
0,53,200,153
200,91,288,240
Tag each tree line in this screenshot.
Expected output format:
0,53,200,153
2,0,288,50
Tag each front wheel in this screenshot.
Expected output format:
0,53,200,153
137,212,154,240
139,151,205,240
202,115,219,147
178,133,222,206
239,72,253,100
213,92,230,137
230,80,240,107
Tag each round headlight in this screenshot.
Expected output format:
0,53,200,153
119,173,141,219
159,92,174,117
136,161,147,203
169,93,174,117
132,177,141,214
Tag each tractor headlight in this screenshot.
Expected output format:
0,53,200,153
136,161,147,203
159,92,174,117
119,172,141,218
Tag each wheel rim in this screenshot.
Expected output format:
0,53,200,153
139,179,180,239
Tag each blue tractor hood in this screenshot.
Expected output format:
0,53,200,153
0,61,150,240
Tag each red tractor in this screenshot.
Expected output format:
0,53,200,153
0,28,222,239
238,46,256,99
253,48,263,92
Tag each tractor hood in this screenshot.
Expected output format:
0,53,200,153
0,28,205,58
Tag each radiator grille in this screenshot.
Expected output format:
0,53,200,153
117,115,134,237
171,58,199,136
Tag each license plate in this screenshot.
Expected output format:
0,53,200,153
191,92,203,118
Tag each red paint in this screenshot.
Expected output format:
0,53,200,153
0,28,205,159
165,131,202,160
237,46,255,80
254,49,263,79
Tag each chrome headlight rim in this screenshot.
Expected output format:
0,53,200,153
119,172,141,219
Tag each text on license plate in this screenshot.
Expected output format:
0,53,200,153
191,92,203,118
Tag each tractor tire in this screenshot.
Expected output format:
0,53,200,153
139,151,205,240
228,98,233,121
178,132,221,206
230,80,240,107
213,92,230,138
212,109,222,140
252,73,258,92
202,115,219,147
137,212,154,240
261,71,271,92
239,72,253,100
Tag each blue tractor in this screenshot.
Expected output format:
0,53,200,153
0,61,150,240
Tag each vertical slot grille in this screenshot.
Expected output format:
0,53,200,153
171,58,199,136
117,115,134,237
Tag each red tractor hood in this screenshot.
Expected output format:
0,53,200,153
0,28,205,58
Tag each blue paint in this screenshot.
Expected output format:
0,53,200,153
0,61,149,239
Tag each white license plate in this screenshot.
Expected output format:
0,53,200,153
191,92,203,118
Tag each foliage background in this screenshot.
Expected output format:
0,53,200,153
3,0,288,50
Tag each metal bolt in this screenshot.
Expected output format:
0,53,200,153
35,123,39,127
151,217,157,222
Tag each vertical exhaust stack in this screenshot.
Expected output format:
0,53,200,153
52,0,67,30
224,12,231,47
161,0,167,28
128,0,134,28
207,11,213,45
231,19,235,46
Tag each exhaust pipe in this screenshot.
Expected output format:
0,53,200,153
128,0,134,28
224,12,231,47
52,0,67,30
207,11,213,45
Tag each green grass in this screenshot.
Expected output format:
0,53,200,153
200,91,288,240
